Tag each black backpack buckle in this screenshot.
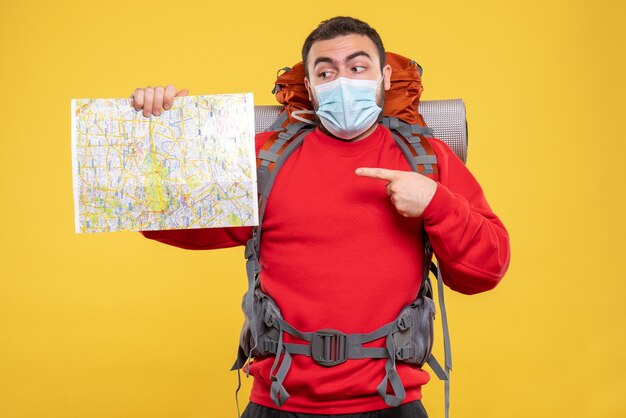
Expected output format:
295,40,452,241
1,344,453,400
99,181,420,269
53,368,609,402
310,329,347,367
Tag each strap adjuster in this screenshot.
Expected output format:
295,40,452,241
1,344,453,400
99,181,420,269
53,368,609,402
396,346,415,360
263,339,279,354
397,316,410,331
310,329,347,366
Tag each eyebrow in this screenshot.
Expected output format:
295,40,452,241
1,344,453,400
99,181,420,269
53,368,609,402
313,51,372,68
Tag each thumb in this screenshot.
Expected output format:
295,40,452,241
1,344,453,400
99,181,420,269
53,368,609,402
175,89,189,97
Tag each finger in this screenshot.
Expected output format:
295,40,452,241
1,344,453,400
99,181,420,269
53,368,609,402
142,87,154,118
355,167,398,181
175,88,189,97
132,88,145,111
153,86,165,116
163,84,177,110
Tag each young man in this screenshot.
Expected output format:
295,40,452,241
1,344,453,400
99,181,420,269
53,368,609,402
132,16,510,418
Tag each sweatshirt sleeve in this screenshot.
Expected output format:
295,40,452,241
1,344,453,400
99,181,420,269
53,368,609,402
140,226,252,250
420,138,511,294
139,131,275,250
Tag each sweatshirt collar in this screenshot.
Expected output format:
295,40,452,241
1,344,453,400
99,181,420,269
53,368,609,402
308,124,388,157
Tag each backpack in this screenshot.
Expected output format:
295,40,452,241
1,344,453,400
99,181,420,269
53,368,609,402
233,52,452,418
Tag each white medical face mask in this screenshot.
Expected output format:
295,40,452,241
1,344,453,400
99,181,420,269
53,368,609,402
309,76,383,140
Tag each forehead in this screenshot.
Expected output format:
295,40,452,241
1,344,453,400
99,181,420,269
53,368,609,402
307,34,380,68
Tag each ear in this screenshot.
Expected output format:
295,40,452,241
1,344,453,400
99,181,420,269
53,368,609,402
382,64,392,91
304,77,312,100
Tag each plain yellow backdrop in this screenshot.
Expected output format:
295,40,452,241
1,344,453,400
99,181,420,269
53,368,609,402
1,0,625,417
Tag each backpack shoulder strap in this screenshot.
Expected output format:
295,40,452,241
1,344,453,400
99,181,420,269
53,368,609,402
385,116,452,418
243,121,314,316
254,121,314,254
382,116,438,177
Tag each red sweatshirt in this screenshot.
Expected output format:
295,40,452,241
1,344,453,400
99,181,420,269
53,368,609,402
141,125,510,413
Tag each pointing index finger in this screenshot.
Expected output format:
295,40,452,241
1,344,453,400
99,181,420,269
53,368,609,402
355,167,398,181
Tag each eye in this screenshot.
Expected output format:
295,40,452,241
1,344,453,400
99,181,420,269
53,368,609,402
319,71,329,78
352,65,366,73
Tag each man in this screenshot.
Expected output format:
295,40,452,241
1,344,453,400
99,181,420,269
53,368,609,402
132,16,510,418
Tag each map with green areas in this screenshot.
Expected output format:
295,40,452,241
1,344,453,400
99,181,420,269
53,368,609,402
71,93,258,233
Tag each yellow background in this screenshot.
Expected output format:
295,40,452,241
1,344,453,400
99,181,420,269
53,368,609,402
1,0,625,417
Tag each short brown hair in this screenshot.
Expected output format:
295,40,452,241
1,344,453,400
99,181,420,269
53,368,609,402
301,16,386,76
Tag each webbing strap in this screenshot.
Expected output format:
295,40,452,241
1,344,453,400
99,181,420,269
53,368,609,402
271,318,396,361
258,149,279,163
375,331,406,407
267,110,288,132
274,304,406,408
445,373,450,418
427,356,448,380
235,368,242,418
276,318,313,341
269,350,292,406
242,236,260,365
241,124,313,368
269,330,291,406
384,117,437,175
420,214,453,418
388,123,449,414
282,342,389,359
432,263,453,418
429,355,451,418
259,122,307,169
277,317,395,345
239,123,313,409
254,125,314,258
432,264,453,372
421,237,434,297
390,131,418,172
411,123,434,136
257,121,308,198
415,155,438,165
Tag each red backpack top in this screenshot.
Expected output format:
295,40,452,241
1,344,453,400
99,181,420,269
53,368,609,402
271,51,428,128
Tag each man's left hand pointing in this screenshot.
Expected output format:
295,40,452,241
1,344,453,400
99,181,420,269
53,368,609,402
355,167,437,218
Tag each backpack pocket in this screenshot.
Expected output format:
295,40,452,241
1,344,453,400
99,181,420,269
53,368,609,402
393,294,436,367
238,288,284,358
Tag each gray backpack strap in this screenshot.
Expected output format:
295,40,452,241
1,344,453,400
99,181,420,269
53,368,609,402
267,314,396,406
376,330,406,407
255,122,313,255
234,122,313,370
269,328,292,406
430,262,453,418
246,124,312,295
277,318,395,360
235,123,314,408
383,116,437,176
387,123,451,416
266,110,289,132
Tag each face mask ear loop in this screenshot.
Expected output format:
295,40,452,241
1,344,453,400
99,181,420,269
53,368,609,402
291,110,317,125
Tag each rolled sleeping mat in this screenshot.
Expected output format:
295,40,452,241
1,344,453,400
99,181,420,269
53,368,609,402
254,98,468,163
